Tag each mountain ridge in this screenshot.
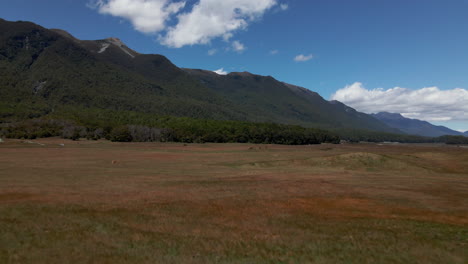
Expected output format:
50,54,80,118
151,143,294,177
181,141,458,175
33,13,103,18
0,18,398,134
0,18,245,121
371,112,463,137
183,68,399,132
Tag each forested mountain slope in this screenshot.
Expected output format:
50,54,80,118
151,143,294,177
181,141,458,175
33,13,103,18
184,69,397,132
0,18,397,134
0,19,244,121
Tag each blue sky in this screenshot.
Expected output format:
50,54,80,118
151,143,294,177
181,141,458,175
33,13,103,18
1,0,467,131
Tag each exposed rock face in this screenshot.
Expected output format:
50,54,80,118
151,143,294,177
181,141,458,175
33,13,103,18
105,37,138,58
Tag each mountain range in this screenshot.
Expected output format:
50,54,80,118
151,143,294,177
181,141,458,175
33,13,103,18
0,18,401,134
2,18,464,139
371,112,465,137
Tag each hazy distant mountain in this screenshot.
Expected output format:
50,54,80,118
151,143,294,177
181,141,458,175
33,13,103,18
0,18,397,133
371,112,463,137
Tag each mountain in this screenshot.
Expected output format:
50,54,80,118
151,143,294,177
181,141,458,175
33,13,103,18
0,18,243,121
371,112,462,137
464,132,468,137
183,69,397,132
0,18,397,133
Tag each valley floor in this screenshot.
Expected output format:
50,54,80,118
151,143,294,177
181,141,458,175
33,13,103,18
0,139,467,263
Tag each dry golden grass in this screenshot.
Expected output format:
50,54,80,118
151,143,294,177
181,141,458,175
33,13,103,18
0,138,467,263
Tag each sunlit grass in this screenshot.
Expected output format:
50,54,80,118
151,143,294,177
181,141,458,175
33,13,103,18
0,139,467,263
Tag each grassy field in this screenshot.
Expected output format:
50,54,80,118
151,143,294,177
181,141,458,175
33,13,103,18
0,138,467,263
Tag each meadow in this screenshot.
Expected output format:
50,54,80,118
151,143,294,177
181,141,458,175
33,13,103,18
0,138,467,263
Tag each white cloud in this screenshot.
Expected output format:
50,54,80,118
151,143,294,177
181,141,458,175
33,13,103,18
294,54,313,62
213,68,228,75
90,0,186,33
208,48,217,55
231,40,246,53
331,82,468,123
90,0,278,48
270,49,279,55
280,3,288,11
161,0,277,47
222,33,233,42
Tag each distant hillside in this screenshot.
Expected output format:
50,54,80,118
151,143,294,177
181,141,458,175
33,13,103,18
183,69,397,132
1,18,397,134
371,112,462,137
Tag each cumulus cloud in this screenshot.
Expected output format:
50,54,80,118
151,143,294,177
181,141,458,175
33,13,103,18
294,54,313,62
213,68,228,75
331,82,468,122
270,49,279,55
90,0,284,49
90,0,185,33
169,0,278,48
231,40,246,53
161,0,277,47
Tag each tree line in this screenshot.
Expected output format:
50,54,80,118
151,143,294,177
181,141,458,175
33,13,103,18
1,107,466,145
0,117,340,145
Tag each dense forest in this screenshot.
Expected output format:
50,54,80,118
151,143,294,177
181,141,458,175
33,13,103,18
0,107,340,145
1,107,467,145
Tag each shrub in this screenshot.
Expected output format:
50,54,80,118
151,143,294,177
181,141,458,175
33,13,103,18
110,126,133,142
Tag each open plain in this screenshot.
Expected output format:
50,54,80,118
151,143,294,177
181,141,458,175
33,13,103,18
0,138,467,263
